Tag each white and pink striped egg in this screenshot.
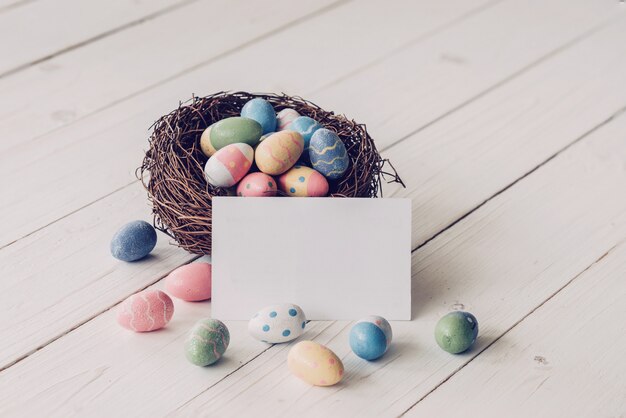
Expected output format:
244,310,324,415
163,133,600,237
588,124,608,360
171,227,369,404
276,108,300,131
204,143,254,188
117,289,174,332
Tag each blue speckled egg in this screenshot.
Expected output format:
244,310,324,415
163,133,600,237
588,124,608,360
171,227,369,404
349,316,392,360
110,220,157,262
241,98,277,134
309,128,349,180
290,116,322,152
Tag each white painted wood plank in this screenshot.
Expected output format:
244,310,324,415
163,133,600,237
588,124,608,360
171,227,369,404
0,0,190,76
2,74,626,418
0,0,494,369
1,0,625,375
383,16,626,247
171,94,626,418
0,0,479,152
0,0,619,248
404,242,626,418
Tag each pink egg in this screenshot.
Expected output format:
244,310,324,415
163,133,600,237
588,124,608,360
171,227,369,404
204,143,254,188
117,289,174,332
236,172,277,197
164,262,212,301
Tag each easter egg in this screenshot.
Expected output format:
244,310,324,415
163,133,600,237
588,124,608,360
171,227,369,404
164,262,212,302
288,341,344,386
255,131,304,175
204,143,254,188
236,172,277,197
241,98,276,134
435,311,479,354
309,128,349,180
200,117,262,157
260,132,274,142
117,289,174,332
110,220,157,262
276,108,300,131
185,318,230,366
248,303,306,343
277,165,328,197
349,316,393,360
290,116,322,152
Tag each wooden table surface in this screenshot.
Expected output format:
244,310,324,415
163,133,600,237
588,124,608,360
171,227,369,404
1,1,625,417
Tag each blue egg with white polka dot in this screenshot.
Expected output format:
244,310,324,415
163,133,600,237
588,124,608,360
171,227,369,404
309,128,349,180
241,98,277,134
349,316,393,360
248,303,307,343
290,116,322,152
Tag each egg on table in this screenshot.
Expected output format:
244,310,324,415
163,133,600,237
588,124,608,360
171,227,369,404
117,289,174,332
309,128,350,180
200,116,262,157
241,98,277,134
349,315,393,360
435,311,479,354
164,262,212,302
185,318,230,366
290,116,322,152
204,143,254,188
255,131,304,175
110,220,157,262
236,172,277,197
276,108,300,131
248,303,307,343
288,341,344,386
277,165,328,197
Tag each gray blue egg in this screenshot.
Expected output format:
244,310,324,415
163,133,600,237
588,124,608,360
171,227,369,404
290,116,322,152
309,128,349,180
241,98,277,134
110,220,157,262
349,316,392,360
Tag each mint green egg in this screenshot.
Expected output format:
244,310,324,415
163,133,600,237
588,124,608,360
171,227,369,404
210,117,262,151
434,311,478,354
185,318,230,366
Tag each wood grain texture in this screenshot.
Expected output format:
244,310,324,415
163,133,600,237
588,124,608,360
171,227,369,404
404,242,626,418
0,0,191,77
172,97,626,418
0,0,493,370
0,0,618,248
2,77,626,418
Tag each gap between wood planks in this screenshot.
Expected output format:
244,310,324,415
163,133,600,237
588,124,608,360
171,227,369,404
397,239,625,417
0,0,33,14
0,0,199,79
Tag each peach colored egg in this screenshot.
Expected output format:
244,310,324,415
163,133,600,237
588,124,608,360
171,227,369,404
236,172,277,197
117,290,174,332
164,262,212,301
255,131,304,175
288,340,344,386
278,165,329,197
204,143,254,188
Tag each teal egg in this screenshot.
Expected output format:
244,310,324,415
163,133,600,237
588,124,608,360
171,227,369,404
185,318,230,366
434,311,478,354
290,116,322,151
308,128,349,180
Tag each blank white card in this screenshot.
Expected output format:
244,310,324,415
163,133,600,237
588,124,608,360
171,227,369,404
211,197,411,320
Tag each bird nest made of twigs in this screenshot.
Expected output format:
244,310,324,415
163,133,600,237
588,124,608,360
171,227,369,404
138,91,404,255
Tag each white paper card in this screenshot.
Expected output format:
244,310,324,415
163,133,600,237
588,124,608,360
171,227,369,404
211,197,411,320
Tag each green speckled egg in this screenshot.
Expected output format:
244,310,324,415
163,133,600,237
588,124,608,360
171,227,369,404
185,318,230,366
200,117,262,156
435,311,478,354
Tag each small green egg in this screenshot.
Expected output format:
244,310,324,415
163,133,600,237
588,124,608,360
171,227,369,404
434,311,478,354
185,318,230,366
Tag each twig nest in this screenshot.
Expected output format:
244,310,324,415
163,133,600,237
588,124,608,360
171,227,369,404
139,92,403,255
